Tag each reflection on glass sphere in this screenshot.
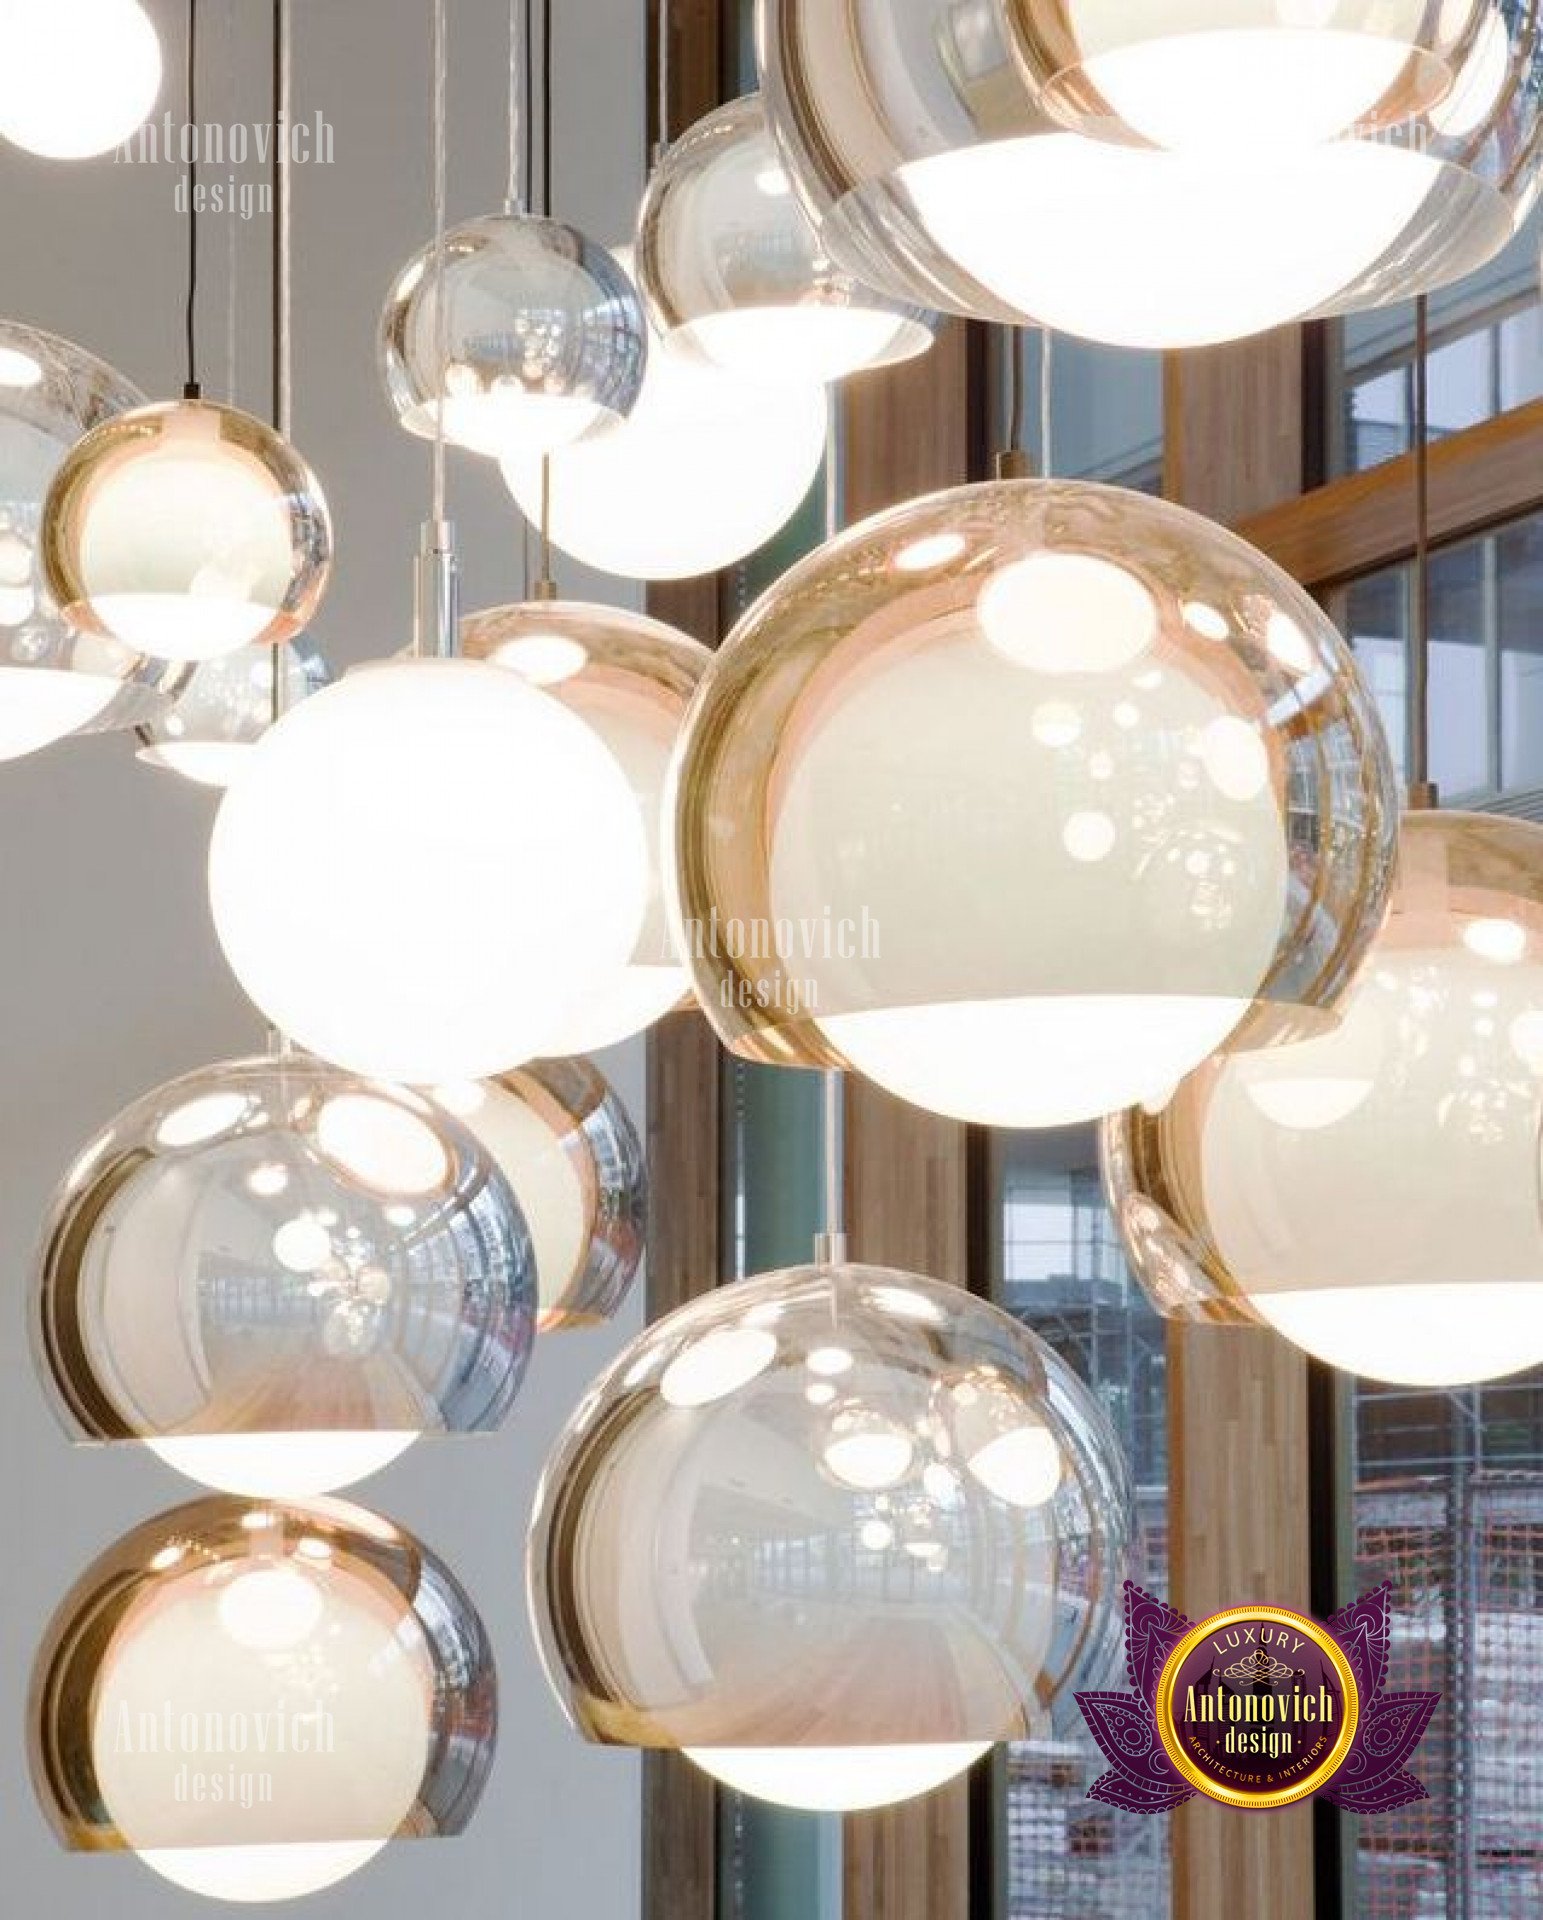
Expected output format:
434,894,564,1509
209,658,649,1085
669,477,1397,1129
1105,811,1543,1386
462,597,710,1052
501,246,828,581
433,1058,646,1332
0,318,188,757
758,0,1542,346
638,93,934,385
380,212,648,456
41,397,333,663
136,633,330,788
1009,0,1465,153
30,1494,495,1902
529,1263,1130,1811
35,1054,537,1495
0,0,161,159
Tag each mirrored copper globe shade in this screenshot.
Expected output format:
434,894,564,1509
462,596,711,1053
529,1264,1130,1811
433,1058,646,1333
380,212,648,456
35,1054,537,1497
42,397,333,664
0,318,188,758
757,0,1543,347
669,476,1398,1129
31,1495,496,1904
1105,810,1543,1388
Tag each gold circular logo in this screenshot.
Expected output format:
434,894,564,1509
1153,1605,1360,1810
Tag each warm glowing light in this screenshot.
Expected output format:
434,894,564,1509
661,1326,779,1408
686,1744,991,1811
979,551,1158,673
0,0,161,159
967,1425,1062,1509
0,665,117,760
147,1435,417,1498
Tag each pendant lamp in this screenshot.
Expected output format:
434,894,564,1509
31,1495,496,1903
34,1054,537,1497
500,248,828,583
379,0,646,456
40,2,332,664
668,475,1398,1129
637,92,935,386
1010,0,1477,154
529,1263,1129,1810
434,1058,646,1333
0,319,187,759
210,0,648,1088
1104,298,1543,1388
136,634,329,787
0,0,161,159
462,592,710,1054
756,0,1543,349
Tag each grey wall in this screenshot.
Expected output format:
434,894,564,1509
0,1,648,1913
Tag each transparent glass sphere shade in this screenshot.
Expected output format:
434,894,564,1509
209,658,649,1085
0,318,186,753
638,94,934,384
433,1059,646,1333
501,248,828,582
31,1496,497,1899
668,478,1397,1128
529,1264,1130,1794
34,1054,538,1494
1009,0,1469,152
462,597,710,1053
0,0,161,158
758,0,1543,343
380,213,648,457
1105,811,1543,1386
136,633,330,787
686,1744,992,1811
42,398,333,662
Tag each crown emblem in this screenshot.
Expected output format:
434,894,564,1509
1221,1648,1296,1682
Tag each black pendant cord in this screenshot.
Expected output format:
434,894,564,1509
183,0,200,398
1409,294,1435,808
540,0,553,217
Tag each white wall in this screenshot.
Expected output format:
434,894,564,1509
0,2,648,1914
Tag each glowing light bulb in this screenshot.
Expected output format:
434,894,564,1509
0,0,161,159
685,1744,991,1811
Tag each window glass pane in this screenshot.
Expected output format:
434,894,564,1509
1014,334,1163,491
1329,205,1543,479
1351,1379,1543,1918
990,1130,1171,1920
1498,514,1543,794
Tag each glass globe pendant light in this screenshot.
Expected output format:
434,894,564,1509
668,466,1399,1129
433,1058,646,1333
637,91,936,386
210,0,647,1089
136,634,330,787
31,1494,496,1903
462,573,711,1054
756,0,1543,349
0,0,161,160
529,1057,1130,1812
379,0,646,457
1104,299,1543,1389
1009,0,1478,154
500,247,828,583
0,319,189,760
34,1052,538,1497
40,3,332,665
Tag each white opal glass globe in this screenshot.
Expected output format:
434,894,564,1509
686,1744,992,1812
209,659,648,1084
0,0,161,159
502,254,827,582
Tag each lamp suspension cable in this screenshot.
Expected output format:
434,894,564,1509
540,0,553,219
222,0,237,407
1039,324,1055,479
270,0,293,733
816,401,848,1268
1409,294,1435,809
183,0,201,398
654,0,671,159
414,0,459,661
505,0,525,212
